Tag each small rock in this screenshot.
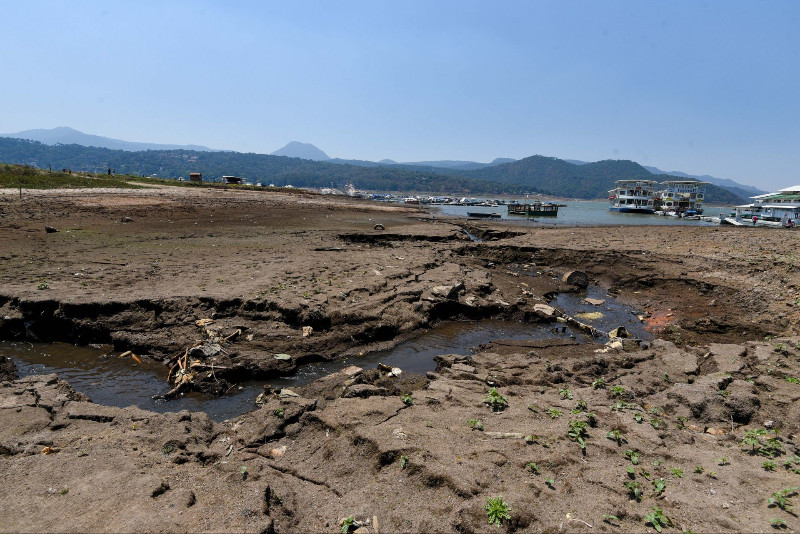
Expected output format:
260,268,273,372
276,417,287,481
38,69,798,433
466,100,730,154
584,298,605,306
273,353,292,361
278,388,300,398
534,304,556,317
562,270,590,288
45,226,58,233
302,326,313,337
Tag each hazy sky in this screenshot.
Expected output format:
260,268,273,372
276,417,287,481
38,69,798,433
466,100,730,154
3,1,799,189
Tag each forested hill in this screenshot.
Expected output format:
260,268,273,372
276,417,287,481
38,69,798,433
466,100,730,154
0,137,748,204
460,156,748,204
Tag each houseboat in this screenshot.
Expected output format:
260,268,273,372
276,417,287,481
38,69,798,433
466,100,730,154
507,202,560,217
732,184,800,225
654,180,708,215
608,180,657,213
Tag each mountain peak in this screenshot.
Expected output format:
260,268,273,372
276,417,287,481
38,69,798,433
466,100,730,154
270,141,330,161
0,126,215,152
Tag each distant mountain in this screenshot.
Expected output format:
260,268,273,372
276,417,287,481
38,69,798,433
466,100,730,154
0,135,749,204
0,127,215,152
270,141,330,161
642,165,765,196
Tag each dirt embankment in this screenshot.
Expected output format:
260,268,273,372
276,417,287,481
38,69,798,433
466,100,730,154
1,186,800,533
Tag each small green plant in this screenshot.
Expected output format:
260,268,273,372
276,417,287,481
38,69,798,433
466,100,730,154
652,459,664,467
545,477,556,489
585,412,598,427
626,466,636,478
676,416,688,429
625,480,644,501
240,465,248,480
592,376,606,389
602,514,621,525
764,460,778,471
717,457,729,466
60,487,68,495
273,407,285,418
340,516,357,533
567,419,589,451
693,465,704,474
634,412,644,423
399,455,409,469
161,443,175,455
483,388,508,412
663,373,671,383
774,343,789,355
546,408,563,419
525,462,540,474
485,496,511,526
76,450,88,457
768,487,798,513
607,429,627,445
610,385,626,397
670,467,684,478
624,449,641,465
467,419,484,431
644,506,673,533
786,376,799,384
401,393,414,406
652,477,667,496
559,388,573,400
37,278,49,290
572,400,588,413
771,517,788,529
650,416,663,429
706,471,718,479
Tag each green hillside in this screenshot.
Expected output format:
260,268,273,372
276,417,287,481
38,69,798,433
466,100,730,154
0,137,747,204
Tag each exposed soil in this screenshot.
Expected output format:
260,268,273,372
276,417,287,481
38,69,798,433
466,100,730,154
1,186,799,533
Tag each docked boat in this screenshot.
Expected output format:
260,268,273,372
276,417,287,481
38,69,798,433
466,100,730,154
467,212,501,219
507,202,560,217
608,180,657,213
731,185,800,226
653,180,708,215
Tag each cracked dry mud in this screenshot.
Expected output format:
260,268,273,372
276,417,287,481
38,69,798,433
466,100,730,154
1,186,800,533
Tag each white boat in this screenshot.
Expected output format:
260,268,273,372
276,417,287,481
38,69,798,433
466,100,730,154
732,185,800,226
608,180,657,213
654,180,708,215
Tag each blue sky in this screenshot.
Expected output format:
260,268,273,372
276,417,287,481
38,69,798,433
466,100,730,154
2,0,799,189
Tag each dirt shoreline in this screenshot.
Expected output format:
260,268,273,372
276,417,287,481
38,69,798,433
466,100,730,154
1,186,799,533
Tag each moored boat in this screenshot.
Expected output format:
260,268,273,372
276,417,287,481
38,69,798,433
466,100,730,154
507,202,560,217
608,180,657,213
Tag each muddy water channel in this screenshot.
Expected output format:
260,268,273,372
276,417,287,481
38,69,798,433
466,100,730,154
3,286,650,422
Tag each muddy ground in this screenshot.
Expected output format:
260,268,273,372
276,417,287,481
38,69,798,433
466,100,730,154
1,185,799,533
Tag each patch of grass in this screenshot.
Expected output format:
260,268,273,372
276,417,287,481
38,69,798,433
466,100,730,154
401,393,414,406
0,164,142,190
485,496,511,526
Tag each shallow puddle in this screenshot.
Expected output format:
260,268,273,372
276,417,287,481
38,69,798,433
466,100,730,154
2,319,590,422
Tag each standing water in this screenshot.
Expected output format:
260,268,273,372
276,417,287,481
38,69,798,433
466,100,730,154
3,286,649,421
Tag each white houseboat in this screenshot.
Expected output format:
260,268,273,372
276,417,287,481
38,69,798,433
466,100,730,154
654,180,708,215
608,180,658,214
732,185,800,226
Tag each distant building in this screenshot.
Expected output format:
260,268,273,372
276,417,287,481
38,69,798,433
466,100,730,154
223,176,243,185
189,172,202,183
